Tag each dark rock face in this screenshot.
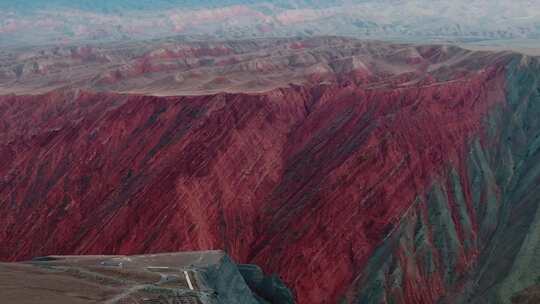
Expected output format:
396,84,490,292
345,57,540,304
512,284,540,304
0,41,539,303
238,264,294,304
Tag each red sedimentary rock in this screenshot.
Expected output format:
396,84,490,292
0,39,527,303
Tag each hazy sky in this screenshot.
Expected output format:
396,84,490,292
1,0,539,46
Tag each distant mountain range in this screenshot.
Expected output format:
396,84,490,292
2,0,540,46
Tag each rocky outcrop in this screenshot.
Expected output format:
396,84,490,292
238,264,294,304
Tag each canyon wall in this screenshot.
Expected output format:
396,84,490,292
0,46,539,303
